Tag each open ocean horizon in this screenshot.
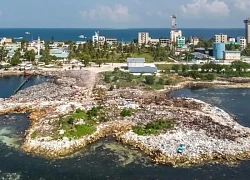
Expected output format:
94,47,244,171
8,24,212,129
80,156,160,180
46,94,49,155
0,28,245,42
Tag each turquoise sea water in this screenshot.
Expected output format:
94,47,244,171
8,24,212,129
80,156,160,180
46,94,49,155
1,77,250,179
0,28,245,42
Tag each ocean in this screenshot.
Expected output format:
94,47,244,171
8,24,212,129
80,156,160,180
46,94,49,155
0,28,245,42
1,77,250,179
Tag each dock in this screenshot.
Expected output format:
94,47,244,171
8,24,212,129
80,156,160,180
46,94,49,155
13,71,34,94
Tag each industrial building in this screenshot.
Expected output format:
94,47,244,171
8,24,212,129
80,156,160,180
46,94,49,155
213,42,225,60
215,33,228,43
223,51,241,61
244,18,250,44
127,58,158,74
194,48,206,54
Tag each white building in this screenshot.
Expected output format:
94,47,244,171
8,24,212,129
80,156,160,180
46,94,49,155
191,37,199,46
228,37,236,43
160,38,170,47
92,31,99,42
127,58,145,67
223,51,241,61
148,38,160,46
237,36,247,49
170,30,182,43
215,33,228,43
138,32,150,45
106,38,117,46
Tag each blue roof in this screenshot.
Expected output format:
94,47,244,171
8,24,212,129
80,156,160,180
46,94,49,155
127,58,145,63
128,66,157,73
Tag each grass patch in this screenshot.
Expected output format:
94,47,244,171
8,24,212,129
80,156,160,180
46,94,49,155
132,119,175,136
31,131,37,139
121,108,133,117
57,107,106,139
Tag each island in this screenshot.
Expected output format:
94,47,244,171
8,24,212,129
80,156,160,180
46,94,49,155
1,66,250,168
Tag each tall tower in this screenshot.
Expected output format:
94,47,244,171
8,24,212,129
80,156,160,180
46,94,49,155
37,37,41,56
170,15,181,43
171,15,177,31
244,18,250,44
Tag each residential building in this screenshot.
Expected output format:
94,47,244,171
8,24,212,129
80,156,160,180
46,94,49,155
223,51,241,61
176,37,185,47
170,30,182,43
159,38,170,47
148,38,160,46
228,37,236,43
237,37,247,49
244,18,250,44
106,38,118,46
138,32,150,45
0,38,12,45
215,33,228,43
213,42,225,60
192,36,199,46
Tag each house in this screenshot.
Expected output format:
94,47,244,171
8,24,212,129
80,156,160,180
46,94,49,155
126,58,158,74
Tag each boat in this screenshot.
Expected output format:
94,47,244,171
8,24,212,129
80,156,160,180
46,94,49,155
78,35,85,38
14,37,23,40
25,32,30,35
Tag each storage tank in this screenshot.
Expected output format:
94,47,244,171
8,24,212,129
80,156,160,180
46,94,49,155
208,48,213,56
194,48,206,54
213,43,225,60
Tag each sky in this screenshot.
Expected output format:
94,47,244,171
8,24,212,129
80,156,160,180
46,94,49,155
0,0,249,28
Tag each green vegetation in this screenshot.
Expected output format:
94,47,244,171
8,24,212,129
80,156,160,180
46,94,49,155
121,108,133,117
132,119,175,136
102,69,180,90
57,107,106,139
31,131,37,139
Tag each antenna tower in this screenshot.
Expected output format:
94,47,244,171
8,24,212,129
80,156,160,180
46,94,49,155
171,15,177,31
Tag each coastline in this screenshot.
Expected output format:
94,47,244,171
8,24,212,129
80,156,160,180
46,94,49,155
1,68,250,167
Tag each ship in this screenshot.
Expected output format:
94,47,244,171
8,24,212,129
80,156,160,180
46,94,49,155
25,32,30,35
78,35,85,38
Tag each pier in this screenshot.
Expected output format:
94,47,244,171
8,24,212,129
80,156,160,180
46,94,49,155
13,71,34,94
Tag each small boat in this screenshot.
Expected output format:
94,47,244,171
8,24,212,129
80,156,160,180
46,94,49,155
78,35,85,38
25,32,30,35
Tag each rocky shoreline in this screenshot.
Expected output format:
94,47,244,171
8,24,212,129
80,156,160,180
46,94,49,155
1,69,250,167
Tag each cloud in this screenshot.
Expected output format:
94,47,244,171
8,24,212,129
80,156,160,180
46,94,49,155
146,10,170,19
79,4,131,22
180,0,230,17
233,0,250,10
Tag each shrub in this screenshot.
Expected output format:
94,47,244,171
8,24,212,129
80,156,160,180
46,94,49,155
157,78,165,85
104,73,111,83
132,119,175,136
121,108,132,117
145,76,155,85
